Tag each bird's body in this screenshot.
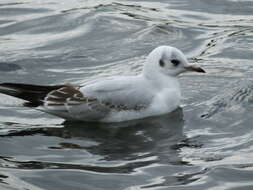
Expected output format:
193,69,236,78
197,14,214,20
0,46,205,122
42,74,180,122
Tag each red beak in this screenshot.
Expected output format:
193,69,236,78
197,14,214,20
185,66,206,73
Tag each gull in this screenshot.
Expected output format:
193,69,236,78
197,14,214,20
0,46,205,122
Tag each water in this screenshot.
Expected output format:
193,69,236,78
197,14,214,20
0,0,253,189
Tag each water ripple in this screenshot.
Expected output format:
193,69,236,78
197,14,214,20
1,0,253,189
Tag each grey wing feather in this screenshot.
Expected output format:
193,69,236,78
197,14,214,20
81,77,154,111
43,84,110,120
44,79,153,120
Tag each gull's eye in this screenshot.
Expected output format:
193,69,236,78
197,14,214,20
159,59,165,67
171,59,180,66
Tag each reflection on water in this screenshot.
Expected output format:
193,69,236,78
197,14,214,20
0,109,205,189
0,109,186,168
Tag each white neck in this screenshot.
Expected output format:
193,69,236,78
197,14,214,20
141,72,180,91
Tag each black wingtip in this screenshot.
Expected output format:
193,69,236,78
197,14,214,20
0,83,65,107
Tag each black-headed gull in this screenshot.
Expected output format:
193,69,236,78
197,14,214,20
0,46,205,122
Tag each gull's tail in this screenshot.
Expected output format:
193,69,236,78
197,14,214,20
0,83,64,107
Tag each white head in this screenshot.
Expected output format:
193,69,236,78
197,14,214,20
143,46,205,79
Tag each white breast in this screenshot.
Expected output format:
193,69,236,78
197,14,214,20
149,88,181,115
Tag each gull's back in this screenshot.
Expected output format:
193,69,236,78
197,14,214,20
81,75,154,108
46,75,155,122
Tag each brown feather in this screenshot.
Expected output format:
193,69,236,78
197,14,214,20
0,83,66,107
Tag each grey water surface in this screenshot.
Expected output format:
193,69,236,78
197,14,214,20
0,0,253,189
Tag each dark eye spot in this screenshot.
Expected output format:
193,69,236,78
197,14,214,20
159,59,165,67
171,59,180,66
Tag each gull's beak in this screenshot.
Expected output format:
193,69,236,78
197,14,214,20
184,65,206,73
